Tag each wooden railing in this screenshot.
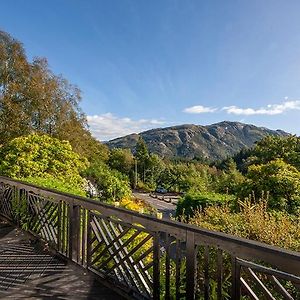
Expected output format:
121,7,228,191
0,176,299,299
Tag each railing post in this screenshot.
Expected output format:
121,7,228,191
69,203,80,262
86,210,91,268
57,201,61,252
231,256,241,299
186,231,196,299
0,183,3,214
153,231,160,300
81,209,87,267
14,186,21,225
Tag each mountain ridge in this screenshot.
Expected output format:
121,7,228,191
106,121,289,161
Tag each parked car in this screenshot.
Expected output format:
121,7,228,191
155,187,168,194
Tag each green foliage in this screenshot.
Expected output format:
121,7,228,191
73,133,110,165
135,180,153,192
130,138,166,189
231,135,300,173
159,256,186,299
215,159,245,194
143,153,165,189
0,29,109,164
0,31,84,144
108,148,134,175
135,136,149,163
84,163,131,202
22,176,86,196
120,197,156,215
222,136,300,213
10,188,29,228
0,134,88,188
176,192,235,219
243,159,300,212
158,163,211,193
135,137,150,183
187,199,300,251
247,135,300,170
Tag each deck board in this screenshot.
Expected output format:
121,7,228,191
0,219,123,299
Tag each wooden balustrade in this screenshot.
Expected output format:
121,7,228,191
0,176,299,299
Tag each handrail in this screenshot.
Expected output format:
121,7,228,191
0,175,299,299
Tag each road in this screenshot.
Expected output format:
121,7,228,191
133,192,177,219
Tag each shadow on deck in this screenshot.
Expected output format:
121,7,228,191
0,219,122,299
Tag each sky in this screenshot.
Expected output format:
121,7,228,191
1,0,300,140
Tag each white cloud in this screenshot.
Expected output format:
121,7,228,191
222,100,300,116
183,105,217,114
87,113,166,141
183,99,300,116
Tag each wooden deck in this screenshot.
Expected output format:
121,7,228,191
0,219,123,299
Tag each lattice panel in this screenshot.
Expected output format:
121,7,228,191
0,183,15,220
1,178,300,300
26,192,59,245
238,258,300,300
88,213,154,299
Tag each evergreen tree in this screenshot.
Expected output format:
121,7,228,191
108,148,134,175
135,137,149,182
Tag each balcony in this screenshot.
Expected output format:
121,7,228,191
0,176,299,299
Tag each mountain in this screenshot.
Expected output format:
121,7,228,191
106,121,289,161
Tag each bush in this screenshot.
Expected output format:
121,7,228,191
22,176,86,197
84,163,131,202
187,200,300,251
239,159,300,213
0,134,87,181
135,180,153,192
119,197,156,215
0,134,88,189
179,198,300,299
176,192,235,219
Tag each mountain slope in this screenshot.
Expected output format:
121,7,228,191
106,121,289,161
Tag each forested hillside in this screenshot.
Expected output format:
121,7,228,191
107,122,288,161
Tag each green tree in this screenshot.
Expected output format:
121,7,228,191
236,135,300,172
158,163,210,193
0,30,109,163
144,153,165,189
0,31,83,142
108,148,134,175
84,163,131,202
135,137,150,182
216,159,245,194
244,159,300,212
0,134,88,188
135,137,149,161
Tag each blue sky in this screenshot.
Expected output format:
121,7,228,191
2,0,300,140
